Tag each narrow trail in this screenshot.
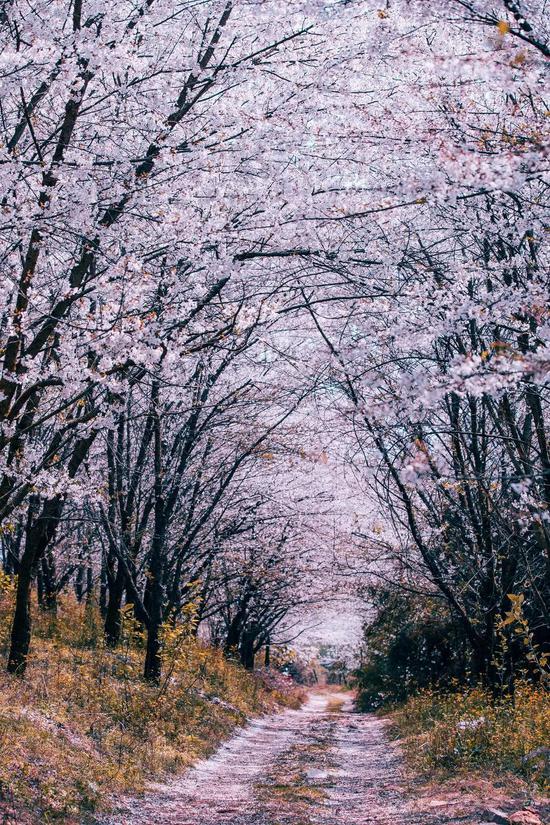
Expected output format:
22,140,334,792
106,691,457,825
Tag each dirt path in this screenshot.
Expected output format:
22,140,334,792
105,691,454,825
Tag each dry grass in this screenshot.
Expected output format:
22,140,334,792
0,584,302,823
390,682,550,791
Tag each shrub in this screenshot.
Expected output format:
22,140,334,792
355,587,469,709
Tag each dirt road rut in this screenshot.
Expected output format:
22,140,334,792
107,691,454,825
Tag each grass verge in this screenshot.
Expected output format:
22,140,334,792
0,590,302,824
389,682,550,791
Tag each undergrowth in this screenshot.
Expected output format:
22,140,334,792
390,682,550,790
0,582,302,823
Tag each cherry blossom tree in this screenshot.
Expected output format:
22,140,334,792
298,0,549,687
0,0,334,675
1,0,547,689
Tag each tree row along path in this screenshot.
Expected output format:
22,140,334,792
106,691,457,825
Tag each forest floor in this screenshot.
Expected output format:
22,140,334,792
103,690,549,825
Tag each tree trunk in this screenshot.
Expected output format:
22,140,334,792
39,548,57,614
142,546,165,683
100,551,108,616
104,560,125,647
7,497,62,675
240,628,255,670
7,542,34,675
143,396,165,684
86,564,93,603
6,435,94,675
143,620,162,683
75,564,85,602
